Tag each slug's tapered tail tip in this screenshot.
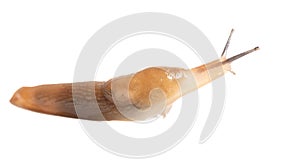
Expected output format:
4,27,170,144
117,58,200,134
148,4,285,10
10,87,44,115
10,87,29,108
222,46,260,64
10,84,79,119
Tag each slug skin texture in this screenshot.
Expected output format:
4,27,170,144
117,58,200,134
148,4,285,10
10,29,259,121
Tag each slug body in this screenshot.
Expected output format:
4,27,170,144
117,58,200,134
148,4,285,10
10,30,259,121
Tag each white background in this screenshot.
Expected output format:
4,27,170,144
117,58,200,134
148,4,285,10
1,0,299,166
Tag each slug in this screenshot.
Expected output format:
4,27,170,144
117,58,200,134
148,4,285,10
10,29,259,121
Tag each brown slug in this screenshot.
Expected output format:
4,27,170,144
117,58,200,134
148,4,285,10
10,29,259,121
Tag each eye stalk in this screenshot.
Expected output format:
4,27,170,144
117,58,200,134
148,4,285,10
222,47,259,65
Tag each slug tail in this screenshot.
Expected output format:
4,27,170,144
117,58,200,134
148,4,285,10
10,84,78,119
10,82,130,121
